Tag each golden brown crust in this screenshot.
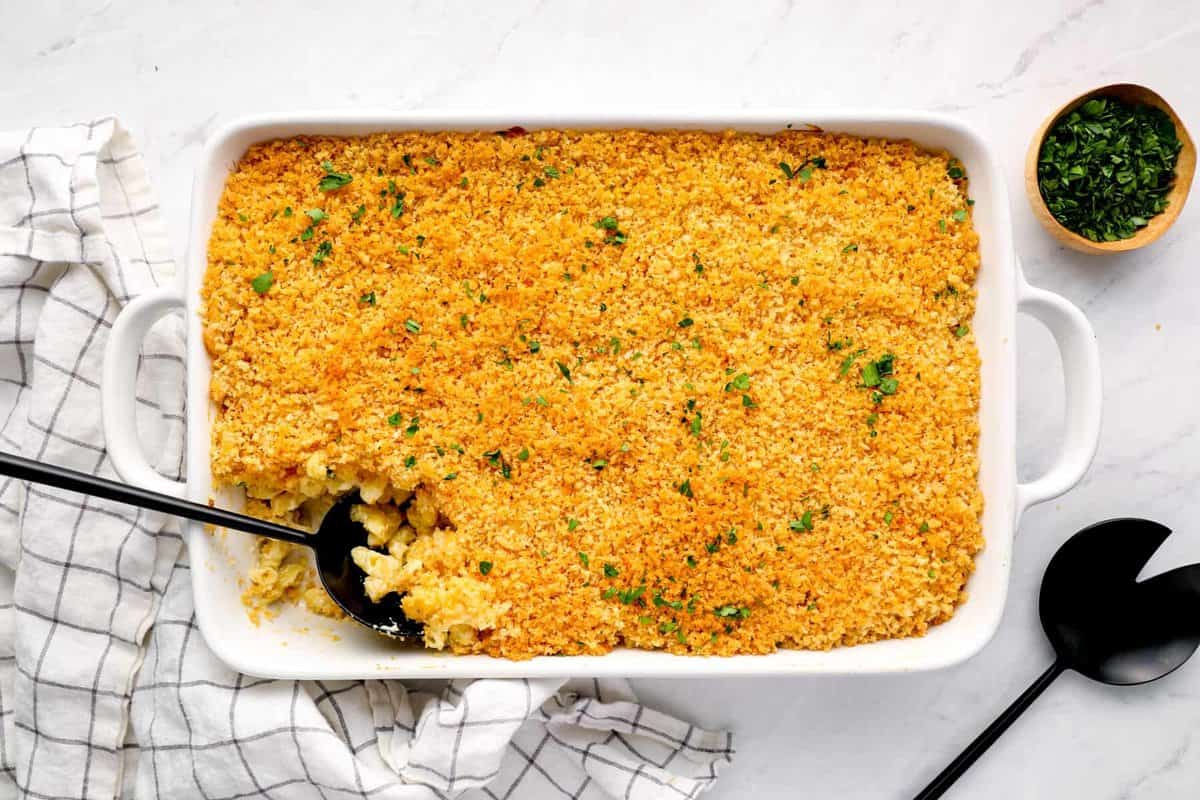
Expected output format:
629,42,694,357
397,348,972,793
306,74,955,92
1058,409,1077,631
206,129,982,659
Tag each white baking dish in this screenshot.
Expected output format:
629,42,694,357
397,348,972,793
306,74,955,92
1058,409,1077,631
101,112,1101,679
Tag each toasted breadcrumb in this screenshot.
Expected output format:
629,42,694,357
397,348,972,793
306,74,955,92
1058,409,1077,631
206,129,982,658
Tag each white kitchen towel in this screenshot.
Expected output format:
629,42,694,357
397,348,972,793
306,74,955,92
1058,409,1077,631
0,118,733,800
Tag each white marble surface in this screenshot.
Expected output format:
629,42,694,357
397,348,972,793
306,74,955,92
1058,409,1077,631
6,0,1200,796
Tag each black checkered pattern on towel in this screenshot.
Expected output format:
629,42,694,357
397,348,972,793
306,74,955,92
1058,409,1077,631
0,118,733,800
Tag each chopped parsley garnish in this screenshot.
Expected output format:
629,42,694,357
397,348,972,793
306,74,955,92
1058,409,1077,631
593,215,628,246
919,521,931,533
614,586,645,605
350,204,366,223
459,177,469,188
386,412,403,426
689,412,702,437
359,291,376,306
251,272,274,294
789,511,814,532
860,353,895,389
686,555,697,568
403,455,417,468
578,551,589,566
603,563,619,578
952,209,968,222
677,479,693,498
954,325,970,338
404,318,421,334
443,473,458,481
827,335,853,351
483,448,512,479
283,206,293,217
304,208,326,223
318,161,352,192
884,511,894,526
841,352,864,375
842,243,859,253
592,459,608,470
403,417,420,437
939,218,947,233
543,166,561,179
528,341,541,353
424,156,440,166
724,372,751,392
1037,96,1182,242
312,241,332,267
659,621,679,634
391,191,406,219
555,360,573,383
947,159,965,179
479,561,493,576
652,592,680,609
567,518,579,531
714,605,751,619
692,252,704,274
678,316,694,328
517,447,530,462
777,155,826,184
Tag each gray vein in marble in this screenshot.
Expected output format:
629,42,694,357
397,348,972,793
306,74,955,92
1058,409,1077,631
170,112,218,157
1117,731,1194,799
1103,24,1200,66
978,0,1106,91
742,0,796,70
36,36,77,57
415,0,548,105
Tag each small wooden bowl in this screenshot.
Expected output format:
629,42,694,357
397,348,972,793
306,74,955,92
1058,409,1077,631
1025,83,1196,254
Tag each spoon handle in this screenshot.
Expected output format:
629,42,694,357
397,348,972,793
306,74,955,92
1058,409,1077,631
914,660,1066,800
0,451,311,547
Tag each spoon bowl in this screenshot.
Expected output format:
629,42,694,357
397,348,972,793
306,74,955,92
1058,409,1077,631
915,518,1200,799
0,451,423,640
1041,518,1200,685
313,492,423,638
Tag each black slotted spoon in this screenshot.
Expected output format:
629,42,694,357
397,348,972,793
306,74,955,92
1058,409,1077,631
914,518,1200,798
0,450,422,639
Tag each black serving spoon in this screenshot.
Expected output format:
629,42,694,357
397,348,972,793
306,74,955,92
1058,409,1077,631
0,450,422,639
915,518,1200,799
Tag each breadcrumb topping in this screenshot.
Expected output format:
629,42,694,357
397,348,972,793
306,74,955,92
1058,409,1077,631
204,128,982,659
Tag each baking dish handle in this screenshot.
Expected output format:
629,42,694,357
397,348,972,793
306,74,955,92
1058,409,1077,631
101,287,188,498
1015,271,1102,515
